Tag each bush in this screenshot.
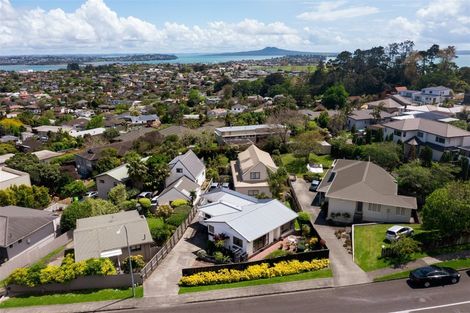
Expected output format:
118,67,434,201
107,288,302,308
6,254,116,287
171,199,189,207
119,200,137,211
297,212,311,224
122,255,146,273
179,259,330,287
265,250,292,259
301,224,311,237
213,251,229,264
156,205,173,219
303,172,321,182
166,212,188,227
149,218,174,244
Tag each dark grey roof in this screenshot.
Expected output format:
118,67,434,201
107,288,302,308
112,127,158,142
0,206,56,247
168,150,205,181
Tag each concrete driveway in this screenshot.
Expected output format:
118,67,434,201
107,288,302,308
143,221,206,297
291,178,371,286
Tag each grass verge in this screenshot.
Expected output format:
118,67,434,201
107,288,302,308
0,286,143,308
178,269,332,294
374,258,470,282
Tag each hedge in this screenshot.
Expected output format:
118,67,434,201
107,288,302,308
179,259,329,287
6,254,116,287
171,199,189,207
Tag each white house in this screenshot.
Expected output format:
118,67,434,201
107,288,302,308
399,86,453,105
347,109,395,131
317,159,417,224
230,104,248,114
382,118,470,161
198,189,297,259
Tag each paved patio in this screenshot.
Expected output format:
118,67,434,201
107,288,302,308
249,236,299,261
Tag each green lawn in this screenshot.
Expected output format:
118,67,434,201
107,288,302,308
354,224,470,272
0,286,143,308
280,153,333,177
374,258,470,282
179,269,332,294
354,224,428,272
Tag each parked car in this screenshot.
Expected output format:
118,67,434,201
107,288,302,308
385,225,414,241
221,182,230,189
409,266,460,287
84,191,98,198
151,195,158,207
137,191,153,199
309,180,321,192
209,182,220,191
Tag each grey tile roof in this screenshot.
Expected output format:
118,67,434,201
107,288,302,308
0,206,56,247
383,118,470,138
349,109,394,121
73,210,153,261
320,159,417,209
168,150,205,181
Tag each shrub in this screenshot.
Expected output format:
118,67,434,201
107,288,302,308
122,255,146,273
6,254,116,287
294,219,301,232
297,212,311,224
171,199,188,207
179,259,330,287
213,251,227,264
150,219,174,245
166,213,187,227
156,205,173,219
301,224,311,237
119,200,137,211
265,250,292,259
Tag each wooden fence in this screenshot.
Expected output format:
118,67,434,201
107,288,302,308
140,206,198,280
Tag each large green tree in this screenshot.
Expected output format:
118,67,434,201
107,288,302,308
322,84,349,109
60,198,119,232
422,181,470,236
359,142,402,170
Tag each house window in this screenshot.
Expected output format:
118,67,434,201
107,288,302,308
130,245,141,252
396,208,407,216
394,130,402,137
99,179,105,184
280,221,293,234
435,136,445,144
18,239,22,244
176,168,183,173
208,225,214,235
248,190,259,196
417,132,423,138
233,236,243,248
403,132,407,137
250,172,260,179
369,203,381,212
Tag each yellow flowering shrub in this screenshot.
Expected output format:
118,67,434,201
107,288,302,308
179,258,329,287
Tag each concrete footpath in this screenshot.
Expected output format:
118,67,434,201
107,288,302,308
291,179,371,286
1,278,334,313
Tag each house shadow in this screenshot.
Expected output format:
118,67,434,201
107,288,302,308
184,222,208,252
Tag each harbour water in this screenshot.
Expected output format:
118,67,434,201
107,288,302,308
1,54,469,72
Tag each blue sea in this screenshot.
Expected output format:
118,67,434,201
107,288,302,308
1,54,469,72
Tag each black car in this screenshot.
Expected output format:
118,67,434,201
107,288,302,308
409,266,460,287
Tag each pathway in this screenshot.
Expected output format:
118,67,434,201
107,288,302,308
291,178,371,286
143,220,205,297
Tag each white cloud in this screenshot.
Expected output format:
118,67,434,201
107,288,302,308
0,0,304,53
297,1,379,22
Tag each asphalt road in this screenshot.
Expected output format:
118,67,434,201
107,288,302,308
116,271,470,313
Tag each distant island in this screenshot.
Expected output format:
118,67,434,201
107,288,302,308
0,53,178,66
207,47,337,57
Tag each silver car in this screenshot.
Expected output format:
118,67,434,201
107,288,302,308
385,225,414,241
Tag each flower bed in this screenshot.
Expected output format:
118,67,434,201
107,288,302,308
179,258,329,287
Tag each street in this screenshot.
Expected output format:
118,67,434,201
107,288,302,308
116,271,470,313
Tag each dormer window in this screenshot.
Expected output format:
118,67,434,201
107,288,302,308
176,168,183,173
250,172,260,179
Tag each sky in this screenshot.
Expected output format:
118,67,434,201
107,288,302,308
0,0,469,55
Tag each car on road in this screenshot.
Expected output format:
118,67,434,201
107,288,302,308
309,180,321,192
85,191,98,198
385,225,414,241
409,266,460,287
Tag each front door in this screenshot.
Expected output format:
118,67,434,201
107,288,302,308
354,202,363,223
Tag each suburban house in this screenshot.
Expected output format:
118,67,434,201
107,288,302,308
215,124,287,145
0,167,31,190
366,98,403,113
207,108,227,118
382,118,470,161
120,114,160,126
165,150,205,187
347,109,394,131
230,144,277,197
75,141,133,177
73,210,154,262
0,206,58,264
95,156,149,199
399,86,453,105
156,150,206,205
198,189,297,259
230,104,248,114
317,159,417,224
